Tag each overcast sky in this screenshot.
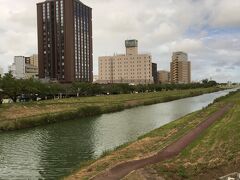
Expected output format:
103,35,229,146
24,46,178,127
0,0,239,82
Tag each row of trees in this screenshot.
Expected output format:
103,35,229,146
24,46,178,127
0,72,218,103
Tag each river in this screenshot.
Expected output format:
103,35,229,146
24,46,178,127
0,89,236,179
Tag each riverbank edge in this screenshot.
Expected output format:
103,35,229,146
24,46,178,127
66,89,239,180
0,87,225,132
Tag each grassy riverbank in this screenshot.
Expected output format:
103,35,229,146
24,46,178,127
0,87,222,131
67,90,240,180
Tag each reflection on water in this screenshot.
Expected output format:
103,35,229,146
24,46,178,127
0,89,235,179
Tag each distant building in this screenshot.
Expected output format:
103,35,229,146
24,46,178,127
152,63,158,84
25,55,39,78
93,75,98,83
8,64,16,77
98,40,154,84
25,57,31,64
37,0,93,83
170,51,191,84
25,64,38,79
30,54,38,67
8,55,38,79
158,70,170,84
9,56,25,79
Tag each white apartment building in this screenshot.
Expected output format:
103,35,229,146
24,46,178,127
8,56,25,79
98,40,153,84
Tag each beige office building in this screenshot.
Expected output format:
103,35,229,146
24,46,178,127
170,52,191,84
25,64,39,79
158,70,170,84
30,54,38,67
98,40,153,84
93,75,99,83
25,54,39,79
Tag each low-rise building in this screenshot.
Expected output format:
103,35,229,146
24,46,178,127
25,55,38,78
98,40,154,85
158,70,170,84
30,54,38,67
25,64,39,79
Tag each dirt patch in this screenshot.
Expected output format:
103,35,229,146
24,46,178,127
124,100,142,107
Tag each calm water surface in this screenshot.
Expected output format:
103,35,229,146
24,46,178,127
0,89,236,179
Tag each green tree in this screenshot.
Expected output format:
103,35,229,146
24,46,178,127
202,79,209,84
0,72,20,102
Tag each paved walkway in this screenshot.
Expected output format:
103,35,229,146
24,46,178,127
92,103,233,180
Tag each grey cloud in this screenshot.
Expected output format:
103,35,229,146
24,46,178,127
0,28,6,34
205,35,240,51
233,61,240,67
216,68,221,72
227,66,235,70
0,48,6,54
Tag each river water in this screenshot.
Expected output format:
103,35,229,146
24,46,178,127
0,89,236,179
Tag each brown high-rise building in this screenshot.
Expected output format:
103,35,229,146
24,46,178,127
170,52,191,84
37,0,93,83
